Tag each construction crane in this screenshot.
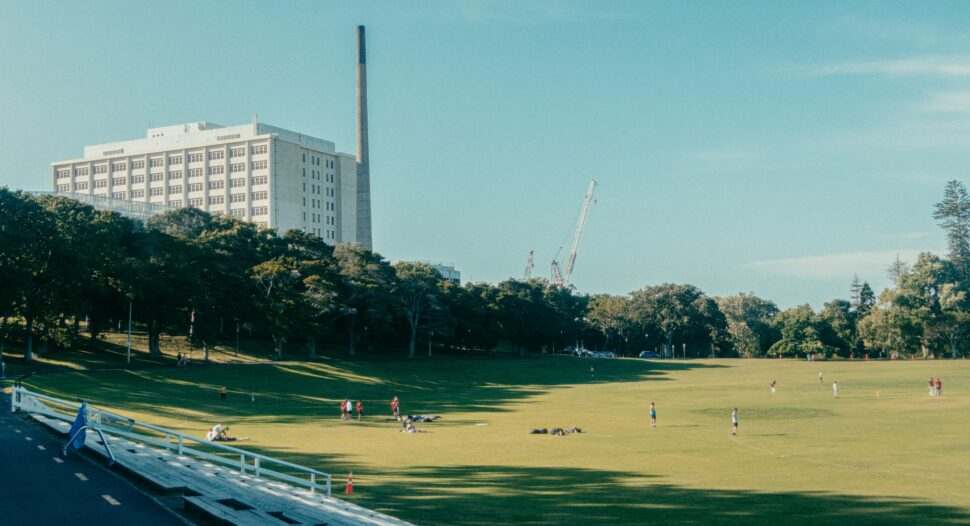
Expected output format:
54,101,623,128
551,179,597,288
524,250,535,279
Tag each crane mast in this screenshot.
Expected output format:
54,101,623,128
524,250,535,279
551,179,597,288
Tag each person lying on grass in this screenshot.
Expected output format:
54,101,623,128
206,424,247,442
405,414,440,422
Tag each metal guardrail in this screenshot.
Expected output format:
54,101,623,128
11,386,332,496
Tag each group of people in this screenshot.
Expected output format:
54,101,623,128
175,352,189,367
340,399,364,421
929,377,943,397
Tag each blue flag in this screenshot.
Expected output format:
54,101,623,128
68,401,87,450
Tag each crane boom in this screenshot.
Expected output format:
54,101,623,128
563,179,597,287
524,250,535,279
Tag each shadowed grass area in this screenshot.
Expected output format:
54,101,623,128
18,357,970,525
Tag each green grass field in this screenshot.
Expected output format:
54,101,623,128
13,356,970,525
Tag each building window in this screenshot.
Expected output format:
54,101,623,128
131,160,145,169
230,193,246,203
131,174,145,184
74,167,89,176
74,181,89,190
94,179,107,188
169,170,183,180
94,164,108,174
251,175,267,185
57,184,70,192
150,172,164,182
131,189,145,198
208,195,225,205
112,162,127,172
230,163,245,173
251,191,268,201
169,185,183,193
250,144,268,155
208,150,225,160
188,198,203,207
150,158,164,167
56,169,70,178
169,199,183,207
169,155,183,165
112,192,126,199
188,183,203,192
231,209,245,217
230,178,245,188
230,147,245,158
112,177,127,186
188,152,204,163
209,180,225,190
189,168,203,178
208,166,225,175
251,160,268,170
251,206,268,216
150,187,164,196
302,152,306,162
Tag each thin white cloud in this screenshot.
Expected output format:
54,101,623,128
920,91,970,113
799,56,970,77
745,250,926,280
447,0,626,24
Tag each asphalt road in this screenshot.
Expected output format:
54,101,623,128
0,390,186,526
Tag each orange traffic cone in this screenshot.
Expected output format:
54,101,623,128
345,471,354,494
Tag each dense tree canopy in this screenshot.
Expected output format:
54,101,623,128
3,179,970,362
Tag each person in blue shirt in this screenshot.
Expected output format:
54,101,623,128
649,402,657,428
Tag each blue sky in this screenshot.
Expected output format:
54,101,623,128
2,0,966,308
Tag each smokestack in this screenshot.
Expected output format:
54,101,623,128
355,25,373,250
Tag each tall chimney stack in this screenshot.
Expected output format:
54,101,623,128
355,25,373,250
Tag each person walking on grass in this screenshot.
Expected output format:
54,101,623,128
731,408,738,436
935,377,942,397
219,386,227,401
649,402,657,428
391,396,401,421
929,377,935,397
590,366,595,378
770,380,777,394
832,381,839,399
819,371,823,384
356,400,364,420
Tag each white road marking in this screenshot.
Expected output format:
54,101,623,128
101,494,120,506
53,457,64,463
37,445,46,450
75,473,88,481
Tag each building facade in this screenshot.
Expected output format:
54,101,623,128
51,121,369,246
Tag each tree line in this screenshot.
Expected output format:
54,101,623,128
1,181,969,361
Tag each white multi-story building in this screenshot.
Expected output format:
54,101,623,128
51,120,368,246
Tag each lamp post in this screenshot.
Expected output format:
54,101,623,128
125,296,134,365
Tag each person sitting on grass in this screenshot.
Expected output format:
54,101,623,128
401,419,425,433
206,424,237,442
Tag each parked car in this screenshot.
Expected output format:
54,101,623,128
638,351,659,359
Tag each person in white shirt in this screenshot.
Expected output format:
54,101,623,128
731,408,738,436
832,381,839,399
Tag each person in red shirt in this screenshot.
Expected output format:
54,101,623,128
356,400,364,420
391,396,400,421
935,378,942,397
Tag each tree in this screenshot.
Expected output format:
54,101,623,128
818,299,853,356
887,254,909,284
587,295,634,355
857,282,876,318
251,257,303,359
630,284,724,358
933,180,970,277
333,243,395,357
716,293,779,357
768,305,835,358
393,262,443,359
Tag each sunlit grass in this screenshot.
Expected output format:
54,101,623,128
19,356,970,525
